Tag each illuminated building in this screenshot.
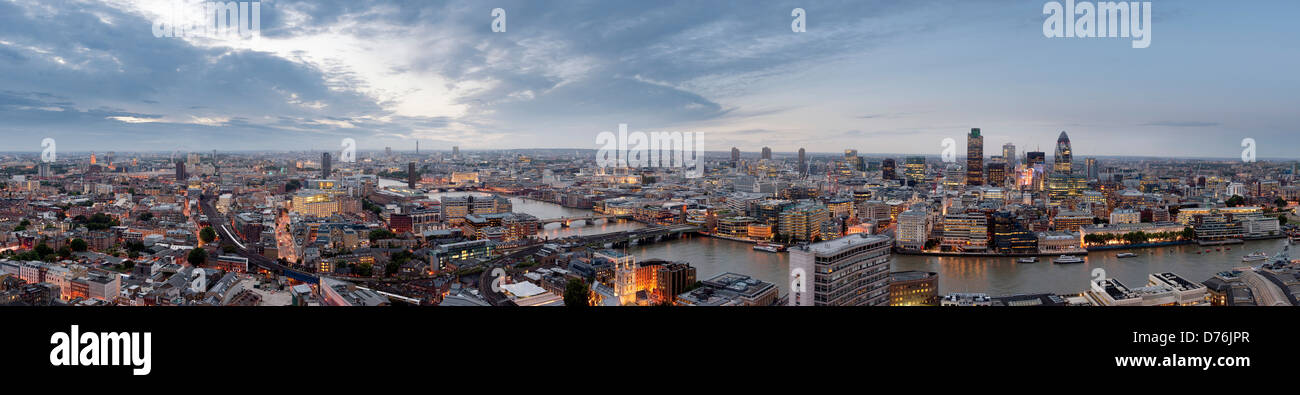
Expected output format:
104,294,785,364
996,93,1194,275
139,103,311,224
881,158,896,180
1052,210,1093,232
596,250,637,305
321,152,332,179
1002,143,1016,170
292,191,341,218
798,148,807,176
788,233,892,306
889,271,938,306
903,156,926,183
761,146,772,160
779,202,829,242
716,216,756,238
746,223,773,241
677,272,777,306
895,208,929,251
1053,131,1072,174
451,171,479,184
441,195,512,224
967,128,983,186
986,162,1005,187
941,213,988,252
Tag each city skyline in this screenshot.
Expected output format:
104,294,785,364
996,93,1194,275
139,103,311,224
0,0,1297,157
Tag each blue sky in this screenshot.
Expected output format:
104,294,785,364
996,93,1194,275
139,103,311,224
0,0,1296,158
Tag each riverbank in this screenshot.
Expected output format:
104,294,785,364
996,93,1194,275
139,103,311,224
893,249,1088,257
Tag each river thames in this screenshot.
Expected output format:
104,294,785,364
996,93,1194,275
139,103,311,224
387,181,1286,297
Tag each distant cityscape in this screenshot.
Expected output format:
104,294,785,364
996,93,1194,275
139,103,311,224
2,127,1298,307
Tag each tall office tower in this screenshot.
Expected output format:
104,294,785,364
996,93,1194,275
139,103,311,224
1086,158,1099,180
789,233,893,306
385,147,392,158
175,160,186,181
844,149,863,172
987,162,1005,187
798,148,807,176
89,152,97,165
881,158,897,180
761,146,773,160
966,128,984,186
1026,151,1045,166
415,141,419,155
321,152,332,179
1002,143,1017,170
452,146,460,159
38,163,50,178
408,162,418,189
1054,131,1073,174
596,250,638,306
904,156,926,182
730,147,741,168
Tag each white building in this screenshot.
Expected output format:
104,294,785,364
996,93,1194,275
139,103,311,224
789,234,892,306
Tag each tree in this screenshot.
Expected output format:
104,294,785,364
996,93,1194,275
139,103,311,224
57,246,72,259
187,248,208,266
1276,198,1289,208
1226,195,1246,208
369,229,396,243
69,238,88,252
34,243,53,256
1280,214,1289,226
138,212,154,221
200,227,217,243
564,278,590,307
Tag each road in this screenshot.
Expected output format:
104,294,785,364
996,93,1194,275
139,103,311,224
198,193,310,281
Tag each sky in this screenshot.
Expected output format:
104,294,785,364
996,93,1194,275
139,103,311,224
0,0,1297,158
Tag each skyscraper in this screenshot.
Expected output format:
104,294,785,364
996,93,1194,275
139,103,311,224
452,146,459,159
967,128,983,186
1086,157,1098,181
1002,143,1016,170
408,162,417,189
730,147,740,168
904,156,926,183
1054,131,1072,174
798,148,807,176
175,160,186,181
1026,151,1046,166
761,146,772,160
882,158,896,180
321,152,332,179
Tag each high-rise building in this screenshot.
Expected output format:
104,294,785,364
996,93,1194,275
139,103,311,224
408,162,417,189
1054,131,1073,174
1086,157,1099,180
1026,151,1046,166
730,147,740,168
881,158,896,180
967,128,983,186
904,156,926,183
798,148,807,176
1002,143,1017,170
321,152,332,179
844,149,863,172
789,233,893,306
761,146,772,160
778,202,829,242
452,146,459,159
987,162,1006,187
175,160,186,181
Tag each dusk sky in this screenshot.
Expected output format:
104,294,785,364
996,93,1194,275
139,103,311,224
0,0,1296,158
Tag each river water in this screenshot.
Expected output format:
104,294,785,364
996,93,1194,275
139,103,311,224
381,179,1284,297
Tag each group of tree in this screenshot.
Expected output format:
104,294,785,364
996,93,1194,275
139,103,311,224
1082,227,1196,246
200,226,217,244
73,213,119,231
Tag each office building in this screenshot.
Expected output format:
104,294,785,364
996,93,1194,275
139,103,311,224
967,128,983,186
789,233,893,306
